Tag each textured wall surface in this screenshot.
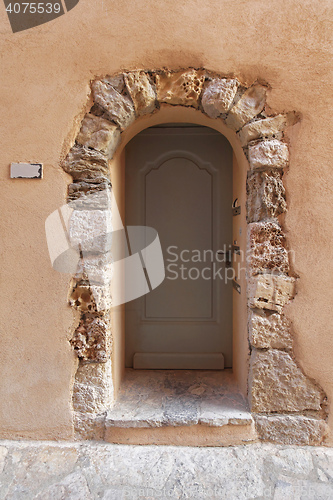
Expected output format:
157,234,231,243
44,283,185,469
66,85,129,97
0,0,332,442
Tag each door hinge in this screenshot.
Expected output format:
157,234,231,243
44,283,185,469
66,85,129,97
232,279,241,294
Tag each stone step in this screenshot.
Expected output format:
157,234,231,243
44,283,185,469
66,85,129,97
106,369,253,429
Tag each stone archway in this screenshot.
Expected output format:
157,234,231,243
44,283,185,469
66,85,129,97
61,68,328,445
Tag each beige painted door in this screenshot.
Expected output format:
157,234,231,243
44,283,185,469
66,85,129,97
125,125,233,369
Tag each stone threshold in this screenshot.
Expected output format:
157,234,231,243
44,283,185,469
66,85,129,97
107,369,252,428
104,369,257,445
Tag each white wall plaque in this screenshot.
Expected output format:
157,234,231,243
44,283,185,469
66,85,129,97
10,163,43,179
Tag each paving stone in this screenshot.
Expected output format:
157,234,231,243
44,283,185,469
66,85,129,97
155,69,206,107
249,139,289,170
248,274,296,312
76,114,121,158
62,144,109,181
35,471,92,500
247,169,287,222
256,415,328,446
248,310,293,349
201,78,239,117
0,441,332,499
249,349,324,413
273,476,333,500
92,79,136,130
225,84,266,130
124,71,157,115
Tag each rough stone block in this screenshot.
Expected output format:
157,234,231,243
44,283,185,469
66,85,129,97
238,114,289,146
75,253,113,286
124,71,156,115
248,274,296,312
62,144,109,181
247,221,289,275
254,415,328,445
69,282,111,313
246,170,287,222
69,209,112,254
225,84,266,131
73,360,113,414
73,412,105,440
201,78,239,118
249,349,323,412
92,79,136,130
248,310,293,349
71,314,112,362
103,74,126,93
76,114,121,158
68,181,112,210
249,139,289,170
155,69,206,108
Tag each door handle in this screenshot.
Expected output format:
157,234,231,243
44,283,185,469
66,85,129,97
217,250,232,267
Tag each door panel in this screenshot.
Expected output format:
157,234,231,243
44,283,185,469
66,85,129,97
145,157,213,319
125,126,233,368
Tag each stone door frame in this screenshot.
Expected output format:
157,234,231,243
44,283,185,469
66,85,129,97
62,68,328,445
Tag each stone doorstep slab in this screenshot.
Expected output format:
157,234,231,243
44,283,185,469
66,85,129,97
105,369,253,429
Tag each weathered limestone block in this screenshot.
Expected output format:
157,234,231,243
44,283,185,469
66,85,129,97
246,170,287,222
248,274,296,312
238,114,289,146
248,310,293,349
73,412,105,440
76,114,121,158
249,139,289,170
69,282,111,313
69,209,112,254
249,349,323,412
71,314,112,362
92,79,135,130
124,71,156,115
62,144,109,181
247,221,289,275
201,78,239,118
103,74,126,93
254,415,328,445
155,69,206,108
75,253,113,286
73,360,113,414
68,181,112,210
225,84,266,131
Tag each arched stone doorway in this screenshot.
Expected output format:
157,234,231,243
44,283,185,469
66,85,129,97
62,68,328,446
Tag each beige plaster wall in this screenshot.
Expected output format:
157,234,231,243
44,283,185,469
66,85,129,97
0,0,332,442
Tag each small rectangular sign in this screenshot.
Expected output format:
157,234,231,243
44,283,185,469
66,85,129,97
10,163,43,179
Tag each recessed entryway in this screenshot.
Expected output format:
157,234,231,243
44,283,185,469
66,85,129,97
125,124,233,370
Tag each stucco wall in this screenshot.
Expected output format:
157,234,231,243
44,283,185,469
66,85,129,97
0,0,332,442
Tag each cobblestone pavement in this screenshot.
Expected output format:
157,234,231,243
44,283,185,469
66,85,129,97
0,440,332,499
